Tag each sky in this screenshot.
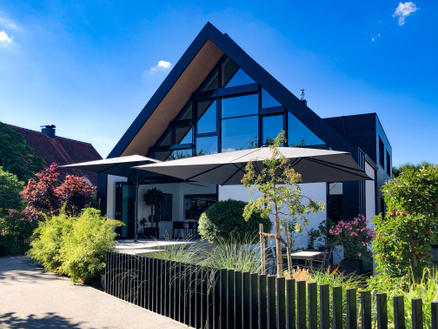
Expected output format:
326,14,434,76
0,1,437,166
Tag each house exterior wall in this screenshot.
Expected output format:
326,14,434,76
218,183,327,249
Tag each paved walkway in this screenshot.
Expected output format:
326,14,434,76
0,256,189,329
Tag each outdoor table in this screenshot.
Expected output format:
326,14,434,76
290,250,325,268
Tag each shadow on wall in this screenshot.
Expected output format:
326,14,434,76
0,312,83,328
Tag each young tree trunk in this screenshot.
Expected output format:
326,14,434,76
274,201,283,277
259,224,266,275
285,223,293,275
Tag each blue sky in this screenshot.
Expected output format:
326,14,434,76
0,1,436,166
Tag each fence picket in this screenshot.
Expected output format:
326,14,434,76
393,295,405,329
277,277,286,329
412,298,423,329
431,301,438,329
267,275,276,329
346,288,357,329
361,290,372,329
219,269,227,329
377,293,388,329
250,273,259,329
297,280,306,329
242,272,251,329
320,284,330,329
258,274,267,329
286,279,295,329
227,269,235,329
333,286,342,329
308,282,317,329
234,271,243,329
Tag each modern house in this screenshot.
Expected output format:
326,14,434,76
8,124,102,184
98,23,392,245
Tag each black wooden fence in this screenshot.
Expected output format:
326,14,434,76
105,251,438,329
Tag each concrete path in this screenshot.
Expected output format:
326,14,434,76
0,256,189,329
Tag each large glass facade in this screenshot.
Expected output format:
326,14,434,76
149,56,328,160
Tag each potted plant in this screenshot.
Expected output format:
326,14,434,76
329,214,376,274
143,188,163,226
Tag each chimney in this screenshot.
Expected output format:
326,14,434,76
41,124,56,138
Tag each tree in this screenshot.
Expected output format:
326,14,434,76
392,162,433,178
0,122,44,182
242,132,324,276
0,167,24,216
20,163,97,219
373,164,438,281
21,163,60,215
55,175,97,215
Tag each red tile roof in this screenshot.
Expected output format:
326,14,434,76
8,124,102,185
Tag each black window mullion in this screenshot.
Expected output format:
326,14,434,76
193,98,197,156
257,85,262,147
217,95,222,152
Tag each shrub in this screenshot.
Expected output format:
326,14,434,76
198,199,272,243
27,208,122,282
59,208,122,282
55,175,96,215
0,216,36,256
28,212,72,271
0,167,23,216
372,165,438,281
328,214,375,260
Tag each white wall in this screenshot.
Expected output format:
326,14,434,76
218,183,327,249
106,175,127,219
138,182,216,238
365,161,376,221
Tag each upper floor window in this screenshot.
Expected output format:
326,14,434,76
386,151,391,176
222,94,258,118
379,137,385,168
262,115,283,145
261,89,280,108
223,68,254,88
222,115,258,151
287,112,324,147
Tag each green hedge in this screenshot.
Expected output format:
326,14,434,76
0,216,36,256
198,199,272,243
28,208,122,282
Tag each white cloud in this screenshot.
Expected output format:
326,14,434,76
0,31,12,44
149,60,172,73
371,33,382,42
0,12,20,31
393,2,419,26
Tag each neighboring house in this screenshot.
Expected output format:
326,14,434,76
8,124,102,185
99,23,392,244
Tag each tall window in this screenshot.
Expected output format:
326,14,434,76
327,182,343,222
149,56,328,160
379,137,385,168
386,151,391,176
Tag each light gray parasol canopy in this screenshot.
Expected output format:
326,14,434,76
134,147,371,185
62,154,160,177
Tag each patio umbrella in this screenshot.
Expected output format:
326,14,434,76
62,155,160,239
133,147,371,185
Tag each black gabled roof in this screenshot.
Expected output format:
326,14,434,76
109,22,357,159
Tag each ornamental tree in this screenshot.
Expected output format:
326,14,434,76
55,175,96,215
372,164,438,281
242,132,324,276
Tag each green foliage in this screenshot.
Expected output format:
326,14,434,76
198,199,271,243
373,165,438,280
0,122,44,182
28,212,72,271
392,162,433,178
0,216,36,256
242,131,324,274
0,167,23,216
59,208,122,282
28,208,122,282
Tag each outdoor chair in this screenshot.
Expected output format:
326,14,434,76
309,248,333,270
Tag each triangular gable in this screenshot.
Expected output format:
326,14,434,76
109,22,356,159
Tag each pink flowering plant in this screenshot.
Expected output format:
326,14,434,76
329,214,376,260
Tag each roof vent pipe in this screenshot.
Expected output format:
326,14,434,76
300,89,307,106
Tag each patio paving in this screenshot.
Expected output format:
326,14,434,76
0,256,190,329
115,239,192,255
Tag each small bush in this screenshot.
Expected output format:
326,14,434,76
0,216,36,256
28,208,122,283
28,212,73,271
0,167,23,216
198,199,272,243
59,208,121,282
